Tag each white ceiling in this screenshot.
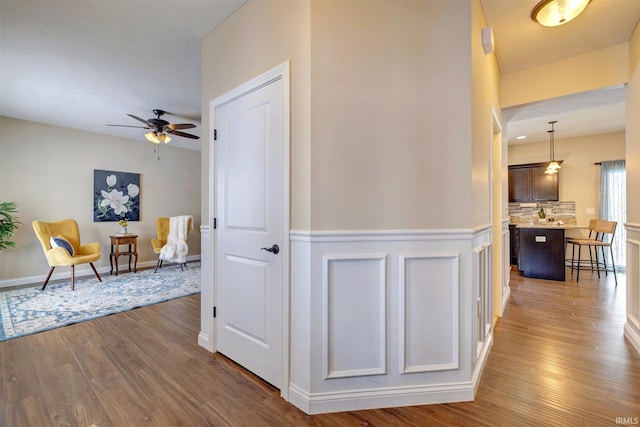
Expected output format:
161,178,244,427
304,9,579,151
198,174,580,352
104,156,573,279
1,0,639,149
503,84,627,144
0,0,247,150
480,0,640,144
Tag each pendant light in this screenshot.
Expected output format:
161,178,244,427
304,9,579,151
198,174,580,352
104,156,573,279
545,120,561,174
531,0,591,27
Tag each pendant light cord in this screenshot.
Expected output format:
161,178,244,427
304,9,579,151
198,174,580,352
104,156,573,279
548,120,557,162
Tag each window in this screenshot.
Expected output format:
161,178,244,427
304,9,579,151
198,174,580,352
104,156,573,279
599,160,626,271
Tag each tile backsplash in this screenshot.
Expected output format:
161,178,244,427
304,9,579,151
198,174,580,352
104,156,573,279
509,201,576,224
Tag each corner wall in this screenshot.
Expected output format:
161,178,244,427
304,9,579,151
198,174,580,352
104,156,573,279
200,0,311,231
309,0,473,230
200,0,500,414
624,22,640,353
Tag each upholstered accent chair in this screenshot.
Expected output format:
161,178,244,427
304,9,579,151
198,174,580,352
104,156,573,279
32,219,102,290
151,216,192,273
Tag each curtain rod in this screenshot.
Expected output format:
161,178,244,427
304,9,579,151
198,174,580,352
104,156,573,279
595,160,625,166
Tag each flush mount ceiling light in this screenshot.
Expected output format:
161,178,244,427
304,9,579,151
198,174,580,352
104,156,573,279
545,120,561,174
531,0,591,27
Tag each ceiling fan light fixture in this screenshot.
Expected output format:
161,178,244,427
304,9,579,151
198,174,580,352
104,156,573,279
144,131,171,144
110,109,198,143
531,0,591,27
144,132,161,144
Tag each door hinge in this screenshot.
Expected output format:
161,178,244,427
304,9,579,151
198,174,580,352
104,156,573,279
213,218,217,229
213,306,217,318
214,129,217,141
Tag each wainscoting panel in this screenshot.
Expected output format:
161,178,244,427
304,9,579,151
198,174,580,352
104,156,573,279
500,221,511,316
627,238,640,329
473,241,492,360
625,225,640,353
289,227,494,414
399,253,459,373
323,254,387,379
199,225,214,351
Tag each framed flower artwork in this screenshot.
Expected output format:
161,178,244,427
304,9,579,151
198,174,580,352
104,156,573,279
93,169,140,222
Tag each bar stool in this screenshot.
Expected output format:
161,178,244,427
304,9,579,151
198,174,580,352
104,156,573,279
566,219,617,286
566,219,598,272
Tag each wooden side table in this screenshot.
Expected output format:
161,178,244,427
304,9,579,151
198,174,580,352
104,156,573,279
109,234,138,276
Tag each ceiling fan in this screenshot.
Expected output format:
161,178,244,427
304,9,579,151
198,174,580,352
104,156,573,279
107,109,199,144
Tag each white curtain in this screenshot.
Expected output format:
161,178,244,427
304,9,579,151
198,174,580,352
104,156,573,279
599,160,626,272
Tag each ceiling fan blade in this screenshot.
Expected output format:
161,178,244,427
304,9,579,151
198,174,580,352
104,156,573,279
167,123,196,130
106,124,150,129
168,129,200,139
127,114,153,126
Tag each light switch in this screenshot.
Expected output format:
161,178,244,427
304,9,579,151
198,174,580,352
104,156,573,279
586,207,596,215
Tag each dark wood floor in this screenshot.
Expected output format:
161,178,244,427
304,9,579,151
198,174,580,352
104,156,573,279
2,268,639,426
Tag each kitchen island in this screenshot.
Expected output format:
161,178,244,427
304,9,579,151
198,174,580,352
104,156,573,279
516,223,582,281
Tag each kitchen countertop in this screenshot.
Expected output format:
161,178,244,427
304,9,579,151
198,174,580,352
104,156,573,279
515,223,585,229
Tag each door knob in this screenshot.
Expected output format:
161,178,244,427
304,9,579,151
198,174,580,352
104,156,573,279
260,244,280,255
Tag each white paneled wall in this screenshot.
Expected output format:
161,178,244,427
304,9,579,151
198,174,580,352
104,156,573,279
289,227,493,414
625,224,640,353
473,241,492,361
323,254,387,379
399,252,459,373
198,225,214,351
500,220,512,315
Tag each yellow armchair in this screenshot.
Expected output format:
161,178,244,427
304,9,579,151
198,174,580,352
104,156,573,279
151,216,192,272
32,219,102,290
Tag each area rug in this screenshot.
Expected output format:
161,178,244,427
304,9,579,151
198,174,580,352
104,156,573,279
0,262,200,342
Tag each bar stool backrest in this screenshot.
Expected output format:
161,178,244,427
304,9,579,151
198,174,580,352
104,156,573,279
593,220,617,244
585,219,599,240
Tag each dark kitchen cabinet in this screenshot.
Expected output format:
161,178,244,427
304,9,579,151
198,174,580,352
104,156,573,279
509,224,519,266
518,227,566,281
508,162,559,202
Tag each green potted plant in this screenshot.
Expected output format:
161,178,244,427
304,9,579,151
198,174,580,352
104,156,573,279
0,201,22,250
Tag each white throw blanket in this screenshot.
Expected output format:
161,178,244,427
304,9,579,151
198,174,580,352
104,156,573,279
159,215,193,264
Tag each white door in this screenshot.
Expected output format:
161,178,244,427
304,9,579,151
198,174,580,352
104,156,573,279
214,76,284,388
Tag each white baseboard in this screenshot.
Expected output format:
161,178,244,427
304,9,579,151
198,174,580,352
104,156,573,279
198,331,213,351
288,328,492,415
0,255,201,289
624,322,640,354
501,284,511,315
288,382,475,415
472,332,493,395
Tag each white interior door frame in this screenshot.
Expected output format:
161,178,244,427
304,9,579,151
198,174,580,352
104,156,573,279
208,61,291,400
489,106,506,320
